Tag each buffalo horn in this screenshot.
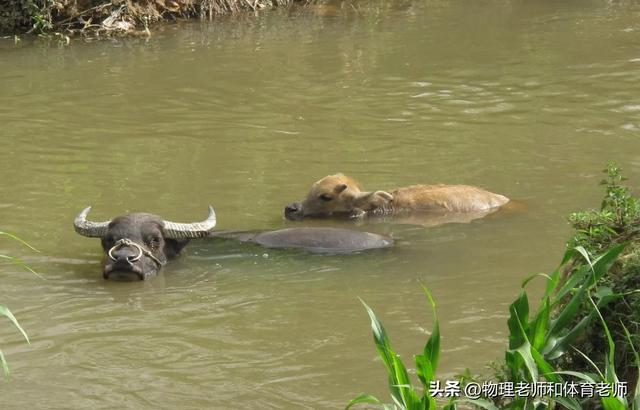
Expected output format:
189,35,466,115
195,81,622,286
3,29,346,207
162,205,217,239
74,206,110,238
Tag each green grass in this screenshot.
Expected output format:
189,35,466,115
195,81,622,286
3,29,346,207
0,231,38,379
346,284,453,410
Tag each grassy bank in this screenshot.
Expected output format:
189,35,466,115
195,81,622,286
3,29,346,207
0,0,308,37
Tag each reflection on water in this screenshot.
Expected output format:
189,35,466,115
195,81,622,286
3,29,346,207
1,0,640,408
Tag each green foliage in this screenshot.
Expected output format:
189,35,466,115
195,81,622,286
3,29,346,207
348,244,638,409
0,231,38,380
27,0,54,35
346,285,445,410
0,306,30,379
568,162,640,256
497,244,636,409
563,163,640,397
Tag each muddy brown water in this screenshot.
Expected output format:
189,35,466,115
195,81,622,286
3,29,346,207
1,1,640,408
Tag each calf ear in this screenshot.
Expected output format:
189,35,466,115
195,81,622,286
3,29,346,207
355,190,393,208
334,183,348,194
373,191,393,202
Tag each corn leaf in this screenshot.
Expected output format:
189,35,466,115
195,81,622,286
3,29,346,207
509,306,538,382
345,393,384,410
420,284,440,376
455,398,499,410
0,305,29,344
546,281,587,345
359,299,420,410
0,349,9,379
530,297,550,352
621,324,640,408
507,291,529,349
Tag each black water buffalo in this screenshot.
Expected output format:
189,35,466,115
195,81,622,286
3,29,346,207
74,206,217,281
209,227,393,253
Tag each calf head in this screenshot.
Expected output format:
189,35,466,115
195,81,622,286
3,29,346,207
284,174,393,220
74,206,216,281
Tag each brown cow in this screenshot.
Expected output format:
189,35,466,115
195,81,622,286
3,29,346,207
284,174,510,224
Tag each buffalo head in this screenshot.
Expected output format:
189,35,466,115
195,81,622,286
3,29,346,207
74,206,217,281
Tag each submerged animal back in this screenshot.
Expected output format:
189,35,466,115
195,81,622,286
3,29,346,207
391,184,509,213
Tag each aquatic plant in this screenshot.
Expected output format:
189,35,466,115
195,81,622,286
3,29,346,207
0,231,38,379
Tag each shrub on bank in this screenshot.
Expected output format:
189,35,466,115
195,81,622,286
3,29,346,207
1,0,301,37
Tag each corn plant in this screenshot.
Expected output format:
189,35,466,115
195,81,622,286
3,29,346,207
498,243,626,408
0,231,38,379
348,243,638,409
552,297,640,410
346,285,464,410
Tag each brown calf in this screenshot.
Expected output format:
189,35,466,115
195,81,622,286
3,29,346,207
284,174,510,222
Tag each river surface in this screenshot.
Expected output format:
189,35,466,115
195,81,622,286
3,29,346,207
1,0,640,408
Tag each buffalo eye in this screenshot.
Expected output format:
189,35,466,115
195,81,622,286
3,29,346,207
319,194,333,202
148,236,161,251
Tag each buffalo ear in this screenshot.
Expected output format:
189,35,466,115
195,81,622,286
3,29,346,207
334,183,348,194
164,238,190,258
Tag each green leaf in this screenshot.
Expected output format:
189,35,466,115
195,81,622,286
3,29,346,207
552,265,589,306
554,397,584,410
544,314,592,360
574,246,593,271
521,272,552,291
507,291,529,349
0,305,29,344
509,306,538,382
414,355,436,409
0,231,39,252
530,297,550,352
531,346,557,381
359,299,420,410
345,393,384,410
621,323,640,407
415,354,432,387
590,243,628,283
601,396,626,410
442,401,457,410
0,255,44,280
454,398,499,410
571,346,604,381
420,283,440,376
587,297,616,382
547,280,587,344
390,354,420,409
511,341,538,382
0,349,9,379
